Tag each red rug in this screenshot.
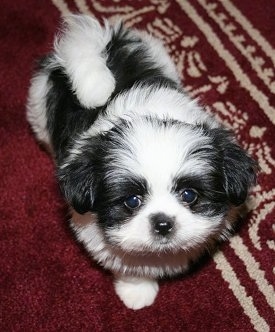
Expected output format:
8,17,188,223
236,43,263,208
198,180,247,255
1,1,274,331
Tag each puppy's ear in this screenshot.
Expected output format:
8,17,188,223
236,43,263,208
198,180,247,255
57,137,103,214
223,142,257,206
58,158,95,214
211,128,258,206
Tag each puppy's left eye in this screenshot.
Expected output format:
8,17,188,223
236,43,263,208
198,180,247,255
181,189,198,205
124,195,142,209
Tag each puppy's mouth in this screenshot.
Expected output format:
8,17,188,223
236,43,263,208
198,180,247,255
109,236,186,255
157,238,173,247
105,228,201,254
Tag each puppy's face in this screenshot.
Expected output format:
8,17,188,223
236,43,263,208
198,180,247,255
59,118,256,254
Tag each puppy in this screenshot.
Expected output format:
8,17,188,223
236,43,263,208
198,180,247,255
27,15,257,310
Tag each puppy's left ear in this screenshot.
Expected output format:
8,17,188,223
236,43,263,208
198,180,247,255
212,128,258,206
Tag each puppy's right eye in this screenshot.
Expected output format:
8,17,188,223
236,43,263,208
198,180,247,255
124,195,141,209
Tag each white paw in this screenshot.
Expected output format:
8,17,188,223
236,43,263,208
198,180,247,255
74,64,115,108
114,277,159,310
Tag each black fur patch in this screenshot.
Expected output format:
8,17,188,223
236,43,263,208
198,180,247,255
57,134,106,214
171,126,257,217
94,175,149,229
44,62,102,163
209,128,257,206
105,24,179,94
173,174,229,218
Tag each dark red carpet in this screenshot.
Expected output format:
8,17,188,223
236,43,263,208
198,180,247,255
1,1,274,331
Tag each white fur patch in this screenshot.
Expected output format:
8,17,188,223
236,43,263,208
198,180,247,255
53,15,116,108
114,276,159,310
76,85,218,137
26,71,51,145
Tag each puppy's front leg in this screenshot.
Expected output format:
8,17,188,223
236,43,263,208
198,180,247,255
114,275,159,310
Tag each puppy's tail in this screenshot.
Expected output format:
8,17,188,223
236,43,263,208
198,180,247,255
52,14,116,109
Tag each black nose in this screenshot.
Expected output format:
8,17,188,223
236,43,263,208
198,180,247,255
151,213,175,236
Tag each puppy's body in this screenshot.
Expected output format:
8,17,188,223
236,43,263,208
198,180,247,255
27,15,256,310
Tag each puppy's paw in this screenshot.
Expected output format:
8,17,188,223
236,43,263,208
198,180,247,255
75,64,115,108
114,276,159,310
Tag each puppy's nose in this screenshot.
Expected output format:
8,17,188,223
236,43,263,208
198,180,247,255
151,213,175,236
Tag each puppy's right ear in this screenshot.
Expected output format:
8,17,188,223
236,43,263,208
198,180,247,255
57,137,103,214
58,158,95,214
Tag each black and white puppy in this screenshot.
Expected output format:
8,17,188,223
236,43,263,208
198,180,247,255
27,15,257,310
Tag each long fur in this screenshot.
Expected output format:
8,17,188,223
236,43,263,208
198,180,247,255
27,15,257,310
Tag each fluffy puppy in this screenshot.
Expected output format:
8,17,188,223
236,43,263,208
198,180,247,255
27,15,257,310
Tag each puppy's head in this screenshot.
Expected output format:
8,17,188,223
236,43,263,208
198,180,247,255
58,117,257,254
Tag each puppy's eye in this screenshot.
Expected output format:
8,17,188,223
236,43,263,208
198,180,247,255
181,189,198,205
124,195,142,209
